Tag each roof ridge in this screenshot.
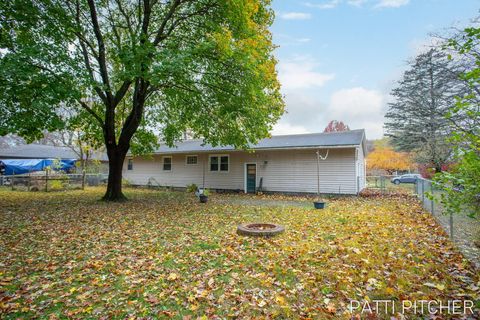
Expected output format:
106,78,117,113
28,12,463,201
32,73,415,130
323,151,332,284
4,144,71,149
268,129,363,138
160,129,364,144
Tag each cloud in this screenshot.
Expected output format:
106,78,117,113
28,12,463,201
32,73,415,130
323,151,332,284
275,34,311,46
304,0,409,9
374,0,409,8
283,92,325,125
279,12,312,20
297,38,311,43
304,0,341,10
271,122,310,135
271,92,325,134
347,0,368,7
271,87,386,139
278,56,335,90
326,87,386,138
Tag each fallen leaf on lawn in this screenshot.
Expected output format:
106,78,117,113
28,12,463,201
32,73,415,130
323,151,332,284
190,304,199,311
275,295,286,305
326,303,336,313
423,282,445,290
167,273,179,281
207,278,215,288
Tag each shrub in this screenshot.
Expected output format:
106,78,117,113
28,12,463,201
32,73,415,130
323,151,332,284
186,183,198,193
433,150,480,218
49,180,63,191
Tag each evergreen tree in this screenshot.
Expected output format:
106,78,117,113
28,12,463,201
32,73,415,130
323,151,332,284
385,49,466,172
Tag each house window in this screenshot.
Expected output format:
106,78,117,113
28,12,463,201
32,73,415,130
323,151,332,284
210,155,229,172
163,156,172,171
186,155,198,165
220,156,229,171
127,159,133,170
210,156,218,171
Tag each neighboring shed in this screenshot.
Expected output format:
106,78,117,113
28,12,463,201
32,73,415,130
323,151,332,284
123,130,367,195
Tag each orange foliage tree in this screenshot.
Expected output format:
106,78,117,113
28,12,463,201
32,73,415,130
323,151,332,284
367,140,414,174
324,120,350,133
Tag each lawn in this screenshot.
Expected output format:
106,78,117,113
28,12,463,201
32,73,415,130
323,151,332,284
0,188,478,319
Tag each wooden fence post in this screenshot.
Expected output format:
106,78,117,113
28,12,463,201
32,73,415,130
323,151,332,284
45,168,49,192
82,170,86,190
11,171,14,191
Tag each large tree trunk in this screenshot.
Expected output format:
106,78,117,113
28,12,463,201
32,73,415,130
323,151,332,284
101,78,147,201
103,147,128,201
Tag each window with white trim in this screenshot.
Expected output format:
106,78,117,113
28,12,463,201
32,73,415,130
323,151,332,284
186,155,198,165
127,159,133,170
209,155,229,172
163,156,172,171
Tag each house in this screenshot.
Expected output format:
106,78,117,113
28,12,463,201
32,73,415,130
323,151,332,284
0,144,108,173
0,144,79,160
123,129,367,195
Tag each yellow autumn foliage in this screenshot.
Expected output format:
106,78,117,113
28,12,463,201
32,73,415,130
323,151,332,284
367,146,414,174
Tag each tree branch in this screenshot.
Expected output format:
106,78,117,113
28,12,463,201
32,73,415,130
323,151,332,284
75,0,107,105
140,0,152,40
79,100,104,126
153,0,181,46
86,0,113,103
114,0,135,41
113,80,132,106
118,79,148,148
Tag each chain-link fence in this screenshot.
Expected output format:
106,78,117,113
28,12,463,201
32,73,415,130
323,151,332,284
366,175,417,195
0,172,108,192
415,178,480,269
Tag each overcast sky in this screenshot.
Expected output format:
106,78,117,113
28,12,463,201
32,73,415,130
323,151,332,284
270,0,479,139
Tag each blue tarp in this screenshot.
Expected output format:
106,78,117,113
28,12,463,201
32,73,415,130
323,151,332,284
0,159,77,175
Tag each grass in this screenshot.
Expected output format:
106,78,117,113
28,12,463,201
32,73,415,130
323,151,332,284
0,187,478,319
365,177,416,194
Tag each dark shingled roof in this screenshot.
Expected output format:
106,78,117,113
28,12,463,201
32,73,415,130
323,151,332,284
154,129,366,154
0,144,108,161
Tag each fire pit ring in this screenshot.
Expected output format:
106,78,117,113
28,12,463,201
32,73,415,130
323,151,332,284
237,223,285,237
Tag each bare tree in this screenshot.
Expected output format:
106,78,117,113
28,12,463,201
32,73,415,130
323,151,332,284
0,135,25,148
40,130,98,171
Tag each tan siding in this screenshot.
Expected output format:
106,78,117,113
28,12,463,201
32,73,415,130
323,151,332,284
256,149,356,194
123,148,358,194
